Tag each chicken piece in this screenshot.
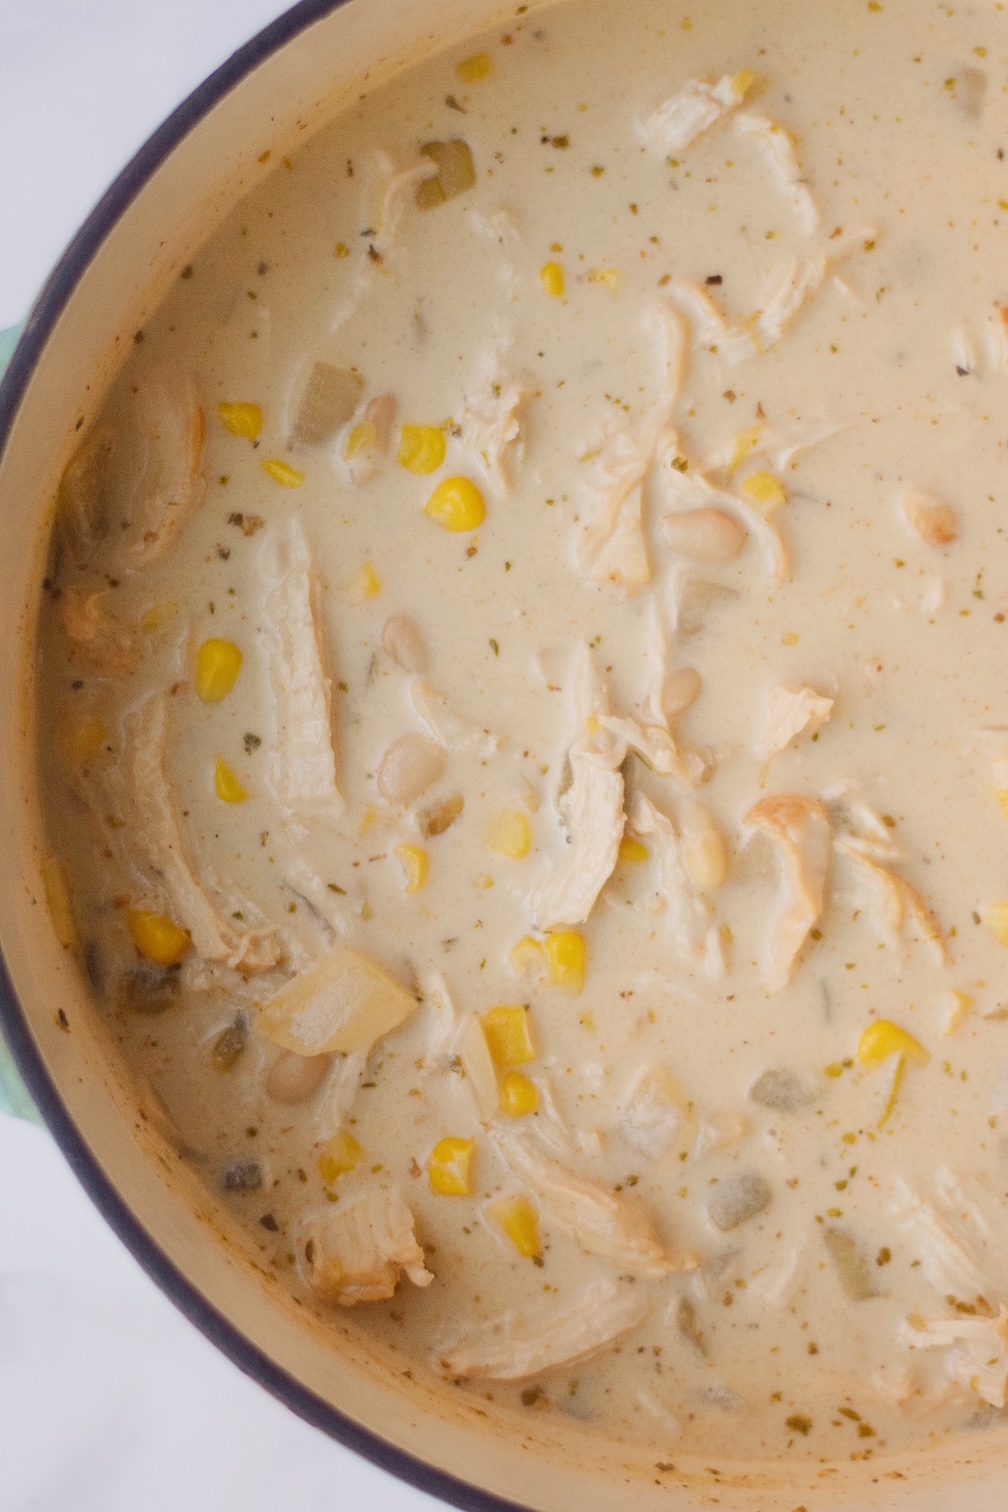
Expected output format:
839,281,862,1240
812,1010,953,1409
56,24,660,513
436,1275,648,1380
891,1170,993,1303
529,646,625,931
56,420,117,568
60,589,140,676
755,684,833,759
745,795,831,991
122,376,206,568
638,73,751,156
901,1307,1008,1409
461,338,533,493
667,252,826,367
260,518,344,818
304,1180,433,1306
835,839,948,965
257,942,418,1056
408,678,501,757
494,1130,699,1276
576,306,685,592
734,113,819,237
616,1062,695,1159
628,792,719,969
128,696,282,972
598,713,705,787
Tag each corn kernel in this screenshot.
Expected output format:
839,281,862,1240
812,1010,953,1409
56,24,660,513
588,267,621,294
127,909,191,968
63,714,108,766
425,476,486,532
215,758,249,804
261,457,305,488
510,934,548,979
429,1136,476,1196
742,470,787,513
352,561,382,600
488,1193,542,1258
546,930,586,993
618,835,650,864
730,425,763,471
732,69,756,97
457,51,493,82
318,1130,364,1183
541,261,565,298
500,1070,540,1117
943,989,974,1036
42,857,79,950
140,601,179,635
486,809,532,859
857,1019,929,1067
196,639,242,703
482,1005,536,1066
986,902,1008,945
218,401,263,441
345,420,377,458
395,843,429,894
399,423,446,475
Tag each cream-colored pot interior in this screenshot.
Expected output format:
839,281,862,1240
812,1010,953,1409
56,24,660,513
2,0,1008,1506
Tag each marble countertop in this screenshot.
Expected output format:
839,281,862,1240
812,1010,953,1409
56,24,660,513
0,4,448,1507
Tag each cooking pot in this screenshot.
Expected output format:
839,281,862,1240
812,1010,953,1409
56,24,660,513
1,2,1006,1506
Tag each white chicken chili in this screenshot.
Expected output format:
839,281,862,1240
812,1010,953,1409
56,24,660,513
34,0,1008,1465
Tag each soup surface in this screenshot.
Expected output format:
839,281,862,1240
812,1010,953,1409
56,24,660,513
35,0,1008,1464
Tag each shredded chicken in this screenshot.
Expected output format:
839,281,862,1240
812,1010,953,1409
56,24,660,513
304,1180,433,1305
667,254,826,368
891,1171,992,1303
60,589,140,676
615,1062,695,1159
460,335,533,493
575,305,684,592
408,677,501,757
127,695,282,971
637,74,749,156
530,646,625,931
260,518,344,818
734,113,819,237
835,838,948,965
659,454,789,582
436,1275,648,1380
745,794,831,990
755,684,833,759
122,377,206,568
902,1307,1008,1409
493,1130,699,1276
628,792,721,970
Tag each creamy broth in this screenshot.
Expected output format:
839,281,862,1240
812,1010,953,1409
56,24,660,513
35,0,1008,1465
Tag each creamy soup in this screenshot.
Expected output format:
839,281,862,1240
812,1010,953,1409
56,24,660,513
34,0,1008,1466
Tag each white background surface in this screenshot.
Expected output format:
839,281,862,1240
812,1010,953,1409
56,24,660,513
0,3,446,1508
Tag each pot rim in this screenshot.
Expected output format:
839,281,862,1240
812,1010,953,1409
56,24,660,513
0,6,525,1508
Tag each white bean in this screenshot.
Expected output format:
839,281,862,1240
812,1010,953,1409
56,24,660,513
377,732,446,804
265,1049,334,1105
662,507,747,562
382,614,428,674
661,665,702,720
681,800,729,893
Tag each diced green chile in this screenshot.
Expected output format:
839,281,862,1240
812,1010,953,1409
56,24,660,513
222,1158,262,1192
707,1171,772,1231
749,1067,818,1112
119,965,181,1016
823,1227,881,1301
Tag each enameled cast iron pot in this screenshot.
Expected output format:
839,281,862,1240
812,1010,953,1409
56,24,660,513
1,3,1006,1506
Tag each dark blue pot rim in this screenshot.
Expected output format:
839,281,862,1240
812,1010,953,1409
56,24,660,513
0,8,528,1509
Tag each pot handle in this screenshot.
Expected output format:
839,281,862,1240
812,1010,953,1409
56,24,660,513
0,323,41,1124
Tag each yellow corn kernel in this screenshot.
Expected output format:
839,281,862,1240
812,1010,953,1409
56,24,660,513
997,789,1008,819
482,1005,536,1066
857,1019,929,1068
345,420,377,458
218,401,263,441
488,1193,542,1259
486,809,532,859
546,930,586,993
457,51,493,83
399,423,446,475
318,1130,364,1184
500,1070,540,1118
742,470,787,513
196,638,242,703
140,600,179,635
730,424,763,471
584,713,601,738
588,267,621,294
352,561,382,600
618,835,650,865
541,260,565,297
943,989,974,1036
425,476,486,532
986,903,1008,945
510,934,548,979
215,758,249,804
63,714,108,766
429,1136,476,1196
126,909,192,968
395,843,429,894
42,857,79,950
732,69,756,98
261,457,305,488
